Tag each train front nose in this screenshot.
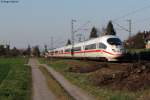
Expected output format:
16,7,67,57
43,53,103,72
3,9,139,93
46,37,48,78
106,37,124,61
111,46,124,57
107,48,124,61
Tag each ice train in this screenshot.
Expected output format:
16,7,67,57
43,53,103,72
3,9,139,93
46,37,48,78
46,35,125,61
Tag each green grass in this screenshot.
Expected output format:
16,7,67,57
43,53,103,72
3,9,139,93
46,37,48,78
0,57,31,100
39,58,150,100
0,63,11,84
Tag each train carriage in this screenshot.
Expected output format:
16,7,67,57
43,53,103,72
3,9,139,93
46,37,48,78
47,35,125,61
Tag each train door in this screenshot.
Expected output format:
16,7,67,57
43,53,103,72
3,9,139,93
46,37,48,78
71,48,74,57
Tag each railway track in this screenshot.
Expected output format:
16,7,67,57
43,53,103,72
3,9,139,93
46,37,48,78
47,56,150,64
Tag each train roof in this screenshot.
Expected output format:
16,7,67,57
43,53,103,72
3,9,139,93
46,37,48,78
48,35,120,51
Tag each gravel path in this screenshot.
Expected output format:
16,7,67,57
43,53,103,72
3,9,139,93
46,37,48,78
28,58,56,100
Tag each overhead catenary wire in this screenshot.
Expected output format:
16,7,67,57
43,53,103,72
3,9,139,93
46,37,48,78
74,21,91,33
113,4,150,22
111,4,150,38
133,17,150,24
112,20,132,39
112,21,129,32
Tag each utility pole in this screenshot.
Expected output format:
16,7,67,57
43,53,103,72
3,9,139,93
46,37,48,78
71,19,90,56
50,36,53,61
127,19,132,38
71,19,76,56
51,36,53,50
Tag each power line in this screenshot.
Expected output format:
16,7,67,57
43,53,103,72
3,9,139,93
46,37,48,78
113,5,150,21
112,21,128,32
71,19,91,56
74,21,91,32
112,19,132,38
134,17,150,24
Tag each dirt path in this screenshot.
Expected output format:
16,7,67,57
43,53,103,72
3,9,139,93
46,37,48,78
41,64,95,100
28,58,56,100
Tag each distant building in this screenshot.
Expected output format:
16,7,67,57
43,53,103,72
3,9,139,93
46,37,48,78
145,33,150,49
146,40,150,49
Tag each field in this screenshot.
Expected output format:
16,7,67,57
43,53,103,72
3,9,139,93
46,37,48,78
40,58,150,100
0,57,31,100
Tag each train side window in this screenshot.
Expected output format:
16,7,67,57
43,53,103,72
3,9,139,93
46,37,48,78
99,43,107,49
59,51,61,54
85,43,96,50
50,51,54,55
65,49,71,52
55,51,58,54
74,47,81,51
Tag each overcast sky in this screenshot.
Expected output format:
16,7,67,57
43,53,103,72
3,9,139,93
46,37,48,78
0,0,150,49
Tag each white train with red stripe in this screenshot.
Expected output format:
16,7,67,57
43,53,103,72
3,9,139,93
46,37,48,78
46,35,125,61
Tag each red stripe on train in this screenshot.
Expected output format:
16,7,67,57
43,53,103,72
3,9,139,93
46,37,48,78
60,50,118,56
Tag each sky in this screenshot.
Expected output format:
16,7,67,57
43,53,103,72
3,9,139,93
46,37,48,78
0,0,150,49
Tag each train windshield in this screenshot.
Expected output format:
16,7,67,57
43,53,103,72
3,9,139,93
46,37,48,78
107,38,122,45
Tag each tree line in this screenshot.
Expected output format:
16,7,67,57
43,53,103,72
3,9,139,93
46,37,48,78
124,31,150,49
66,21,116,45
66,20,150,49
0,45,41,57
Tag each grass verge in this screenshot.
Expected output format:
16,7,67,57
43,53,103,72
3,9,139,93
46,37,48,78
39,58,150,100
39,65,74,100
